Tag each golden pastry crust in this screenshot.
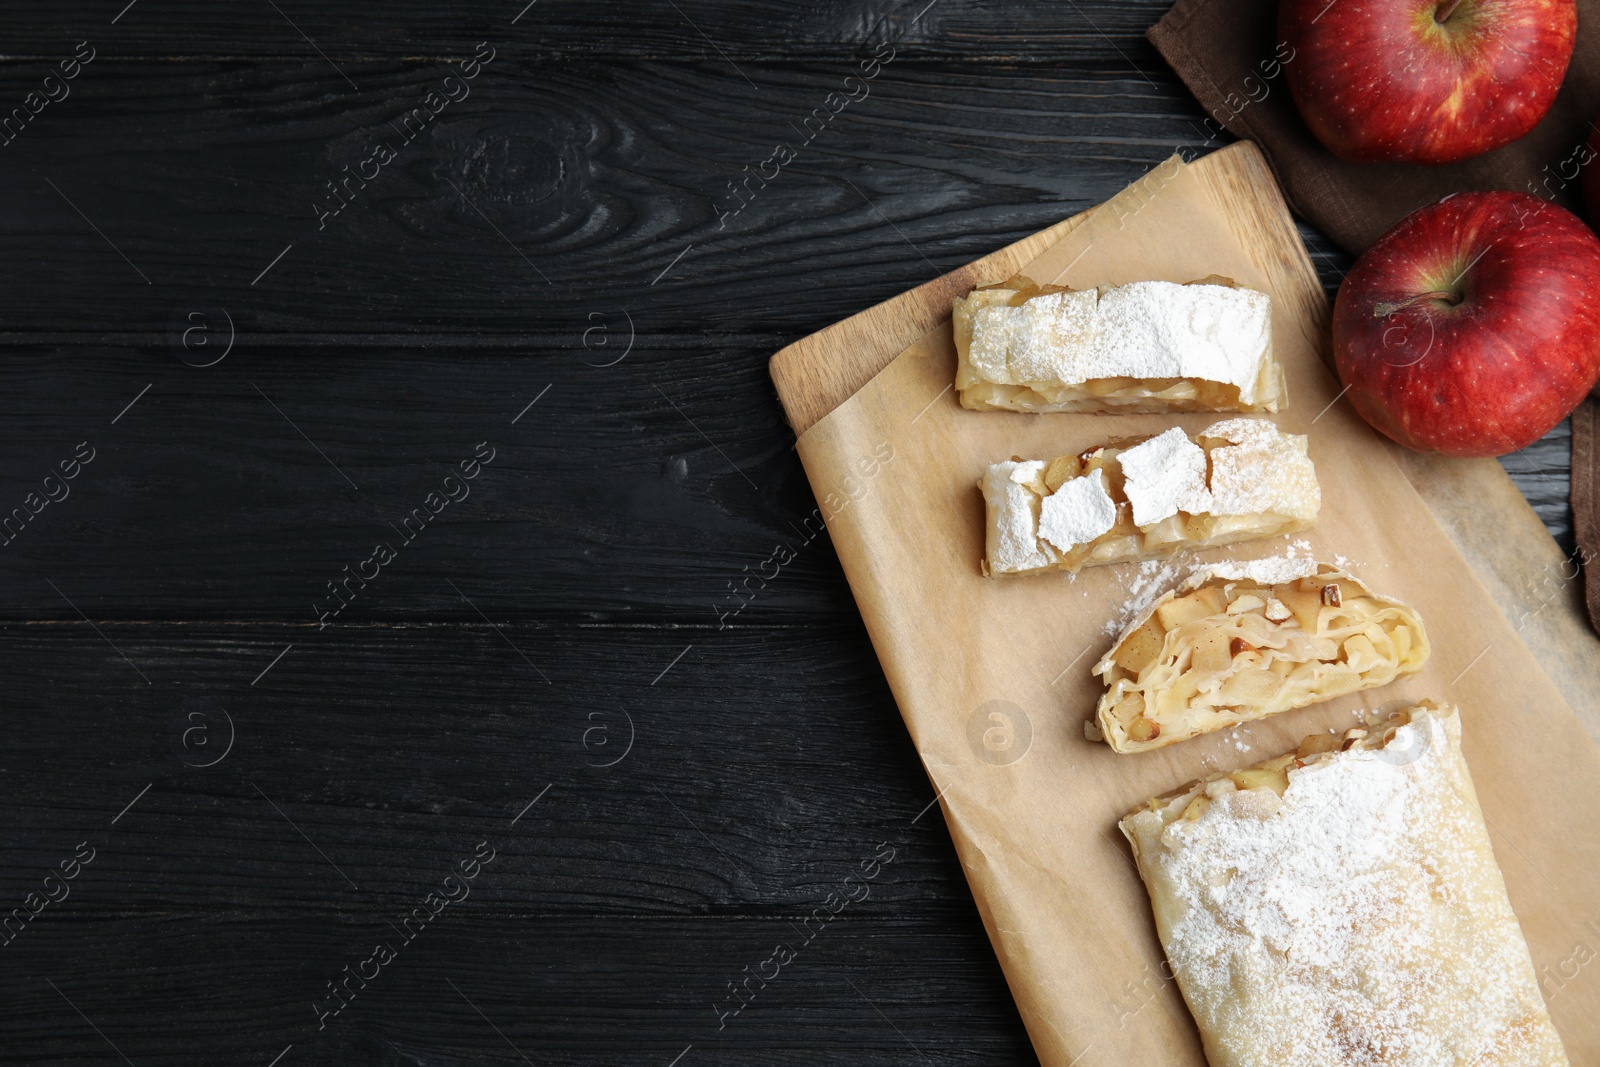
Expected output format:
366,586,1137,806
1121,705,1569,1067
1093,563,1427,752
954,275,1285,414
979,420,1319,577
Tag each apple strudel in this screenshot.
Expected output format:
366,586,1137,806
1093,560,1427,751
980,419,1319,577
954,276,1286,413
1121,704,1569,1067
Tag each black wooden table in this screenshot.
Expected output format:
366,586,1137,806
0,2,1571,1064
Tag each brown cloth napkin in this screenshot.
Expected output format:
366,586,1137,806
1573,400,1600,632
1150,0,1600,635
1147,0,1600,253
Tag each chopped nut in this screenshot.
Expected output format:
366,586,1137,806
1340,726,1368,751
1126,716,1160,742
1321,582,1342,607
1226,593,1266,615
1230,637,1257,657
1273,581,1324,632
1263,597,1292,622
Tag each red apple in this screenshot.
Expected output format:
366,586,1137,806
1279,0,1575,164
1332,191,1600,456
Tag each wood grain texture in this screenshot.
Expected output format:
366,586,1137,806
0,59,1213,338
0,0,1167,61
1,916,1032,1066
0,620,1030,1063
0,1,1584,1063
0,624,964,914
0,350,865,622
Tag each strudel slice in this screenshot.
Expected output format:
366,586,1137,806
954,276,1285,413
980,419,1318,577
1094,560,1427,751
1121,705,1569,1067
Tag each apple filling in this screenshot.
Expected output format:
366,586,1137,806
1093,566,1429,753
953,275,1286,414
958,376,1257,414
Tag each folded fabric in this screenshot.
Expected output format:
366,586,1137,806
1146,0,1597,254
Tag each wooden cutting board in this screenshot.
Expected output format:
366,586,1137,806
771,140,1600,738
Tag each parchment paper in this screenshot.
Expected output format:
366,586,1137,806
793,157,1600,1065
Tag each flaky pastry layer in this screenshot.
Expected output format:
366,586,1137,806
1093,563,1427,752
954,276,1285,414
1120,705,1569,1067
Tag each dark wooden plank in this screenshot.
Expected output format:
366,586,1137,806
1,914,1035,1066
0,623,979,914
0,59,1215,339
0,0,1167,62
0,341,1569,627
1499,421,1575,554
0,347,870,622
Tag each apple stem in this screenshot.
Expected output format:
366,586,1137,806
1372,290,1457,318
1434,0,1463,21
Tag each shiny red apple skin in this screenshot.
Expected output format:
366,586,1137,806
1279,0,1575,164
1332,192,1600,457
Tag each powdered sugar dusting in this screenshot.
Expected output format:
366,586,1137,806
1117,427,1211,526
1197,554,1318,586
1038,469,1117,553
1103,559,1186,634
979,461,1054,574
1203,418,1320,521
1122,708,1568,1067
964,281,1272,404
1193,540,1320,586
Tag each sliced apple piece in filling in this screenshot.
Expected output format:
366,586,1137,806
1091,564,1429,753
